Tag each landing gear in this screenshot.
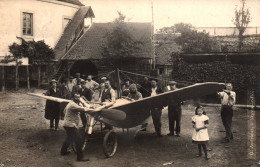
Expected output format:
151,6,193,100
103,130,118,158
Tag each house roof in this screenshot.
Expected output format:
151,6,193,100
57,0,84,6
54,6,95,59
62,22,153,60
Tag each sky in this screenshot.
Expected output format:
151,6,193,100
81,0,260,30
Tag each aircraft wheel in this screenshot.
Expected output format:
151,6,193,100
103,130,118,158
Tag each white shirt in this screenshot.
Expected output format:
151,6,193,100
151,87,157,97
85,80,99,90
218,91,236,106
67,81,74,92
63,102,86,128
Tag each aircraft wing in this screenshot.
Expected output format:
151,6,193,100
110,82,225,110
102,82,225,128
27,93,72,103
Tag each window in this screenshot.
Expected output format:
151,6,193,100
23,13,33,36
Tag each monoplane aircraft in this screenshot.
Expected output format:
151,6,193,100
27,82,225,158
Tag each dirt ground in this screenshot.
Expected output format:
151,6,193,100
0,89,259,167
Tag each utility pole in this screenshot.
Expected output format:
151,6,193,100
151,0,155,69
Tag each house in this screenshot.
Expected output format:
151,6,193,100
53,22,154,82
154,34,181,83
0,0,94,89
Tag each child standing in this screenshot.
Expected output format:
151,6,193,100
192,106,210,160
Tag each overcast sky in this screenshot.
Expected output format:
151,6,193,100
81,0,260,30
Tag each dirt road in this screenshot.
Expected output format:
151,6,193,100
0,89,258,167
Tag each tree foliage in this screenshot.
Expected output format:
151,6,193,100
102,11,143,60
1,38,54,65
232,0,251,49
158,23,217,53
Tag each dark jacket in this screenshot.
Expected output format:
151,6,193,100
101,88,112,102
45,88,61,120
149,87,164,109
79,88,92,101
140,81,151,98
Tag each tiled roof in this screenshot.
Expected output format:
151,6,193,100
57,0,84,6
62,22,153,60
54,6,95,59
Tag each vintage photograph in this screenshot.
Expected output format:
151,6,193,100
0,0,260,166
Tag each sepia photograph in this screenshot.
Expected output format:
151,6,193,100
0,0,260,166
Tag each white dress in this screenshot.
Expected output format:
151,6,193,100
192,115,209,143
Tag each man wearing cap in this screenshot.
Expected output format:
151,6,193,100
217,83,236,143
45,79,61,130
122,79,131,96
61,93,92,161
72,73,82,86
72,78,82,96
167,81,182,137
140,77,151,98
149,78,164,137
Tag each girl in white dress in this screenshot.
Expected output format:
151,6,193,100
192,106,210,160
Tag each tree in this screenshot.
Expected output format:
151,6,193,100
232,0,251,50
102,11,143,67
1,38,54,90
173,23,217,53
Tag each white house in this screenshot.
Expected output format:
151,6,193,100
0,0,94,89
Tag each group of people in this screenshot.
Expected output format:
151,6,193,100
192,83,236,160
44,74,117,131
45,73,236,161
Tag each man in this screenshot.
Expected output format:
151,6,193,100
126,84,148,130
72,73,81,86
217,83,236,143
122,79,131,96
127,84,142,100
167,81,182,137
72,78,82,96
99,76,107,92
79,80,92,101
60,93,92,161
67,76,74,94
78,80,92,129
150,78,163,137
85,75,99,94
99,80,116,130
100,80,116,103
61,76,74,99
140,76,151,98
45,79,61,131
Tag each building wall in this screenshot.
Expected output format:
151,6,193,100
213,36,260,52
197,27,260,36
0,0,80,59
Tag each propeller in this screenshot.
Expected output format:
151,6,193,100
100,109,126,121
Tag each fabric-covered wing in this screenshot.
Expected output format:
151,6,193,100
27,93,72,103
103,82,225,128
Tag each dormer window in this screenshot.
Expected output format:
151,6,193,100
23,12,33,36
